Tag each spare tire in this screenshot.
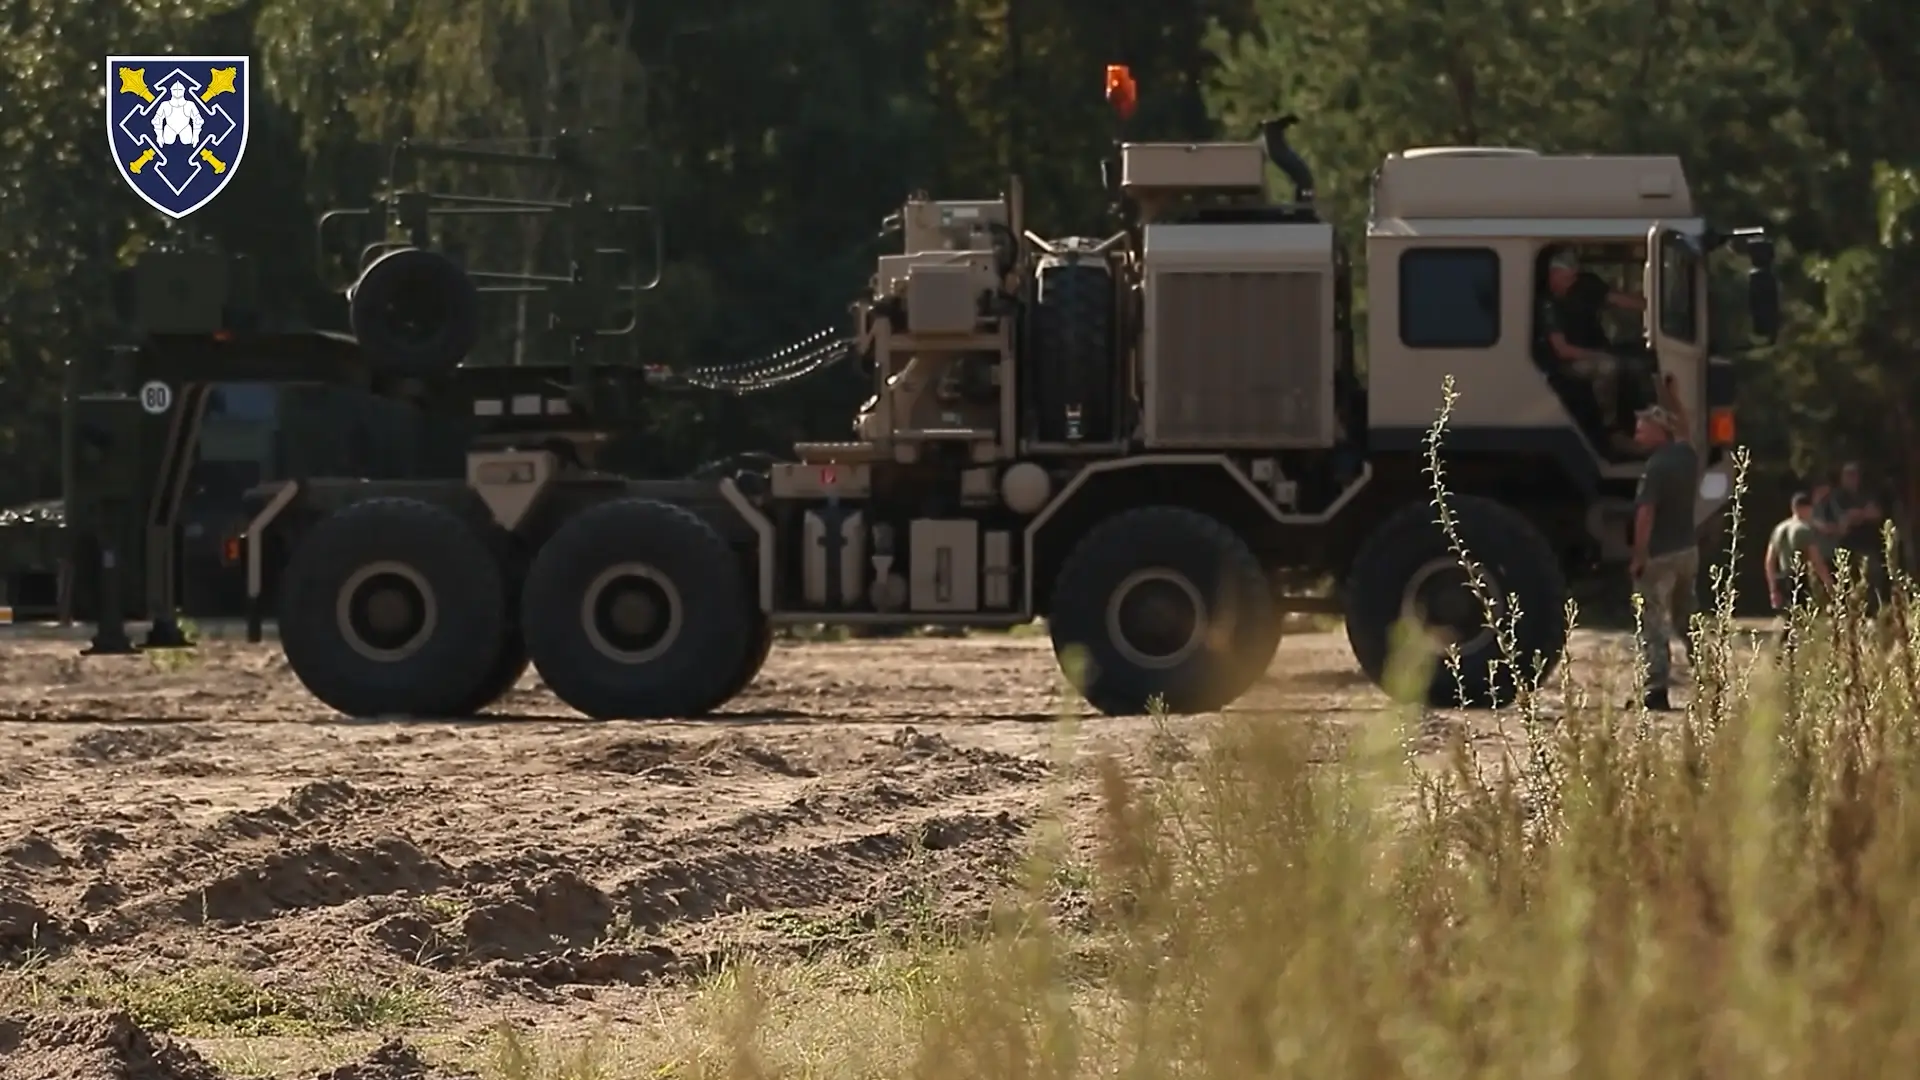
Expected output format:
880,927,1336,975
1031,245,1115,442
348,247,480,377
279,497,507,717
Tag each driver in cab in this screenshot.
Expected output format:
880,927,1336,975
1538,246,1647,442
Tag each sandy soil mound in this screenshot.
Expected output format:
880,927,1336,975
0,885,75,960
0,1012,472,1080
0,1010,222,1080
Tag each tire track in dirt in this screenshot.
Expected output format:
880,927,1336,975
408,725,1051,988
4,691,1056,997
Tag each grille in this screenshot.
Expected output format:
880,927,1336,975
1146,270,1329,448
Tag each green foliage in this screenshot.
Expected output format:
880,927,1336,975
0,0,1913,508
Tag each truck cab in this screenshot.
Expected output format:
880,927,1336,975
1362,146,1776,559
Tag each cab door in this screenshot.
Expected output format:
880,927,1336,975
1642,224,1708,447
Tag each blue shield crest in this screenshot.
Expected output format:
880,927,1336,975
106,55,250,219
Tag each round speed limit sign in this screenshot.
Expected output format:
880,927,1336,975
139,380,173,415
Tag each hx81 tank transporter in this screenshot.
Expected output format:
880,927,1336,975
33,69,1780,719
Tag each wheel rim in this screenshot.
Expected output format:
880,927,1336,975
581,562,683,664
1400,557,1503,655
1105,569,1208,670
336,561,438,662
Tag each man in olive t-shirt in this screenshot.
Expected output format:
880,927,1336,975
1629,405,1700,711
1766,492,1834,611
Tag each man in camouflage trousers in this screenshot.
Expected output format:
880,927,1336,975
1629,403,1699,712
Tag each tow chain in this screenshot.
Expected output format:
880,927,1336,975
653,326,857,395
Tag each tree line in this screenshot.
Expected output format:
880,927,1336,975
2,0,1915,541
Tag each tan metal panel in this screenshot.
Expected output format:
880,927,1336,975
1143,270,1332,448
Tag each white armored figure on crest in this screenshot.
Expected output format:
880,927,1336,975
152,82,202,147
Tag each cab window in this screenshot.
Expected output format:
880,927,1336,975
1658,232,1699,343
1399,248,1500,349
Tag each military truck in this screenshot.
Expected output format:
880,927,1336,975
37,90,1778,719
679,116,1771,717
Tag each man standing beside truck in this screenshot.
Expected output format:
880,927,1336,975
1628,403,1698,712
1766,491,1835,614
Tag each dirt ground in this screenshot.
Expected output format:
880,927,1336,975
0,625,1649,1079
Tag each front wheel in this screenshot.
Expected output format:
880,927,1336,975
1343,495,1567,707
1048,506,1274,716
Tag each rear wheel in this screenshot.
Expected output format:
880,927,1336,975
522,499,753,719
1343,495,1567,707
279,498,506,718
718,617,774,703
444,527,531,717
446,631,529,716
1048,506,1273,716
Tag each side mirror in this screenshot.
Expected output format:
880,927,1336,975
1731,229,1775,269
1748,267,1780,344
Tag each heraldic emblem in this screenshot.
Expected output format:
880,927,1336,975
106,55,250,219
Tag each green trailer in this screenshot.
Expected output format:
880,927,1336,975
0,132,673,652
0,375,485,626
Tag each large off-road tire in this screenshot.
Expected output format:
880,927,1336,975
717,616,774,703
348,247,480,377
1049,506,1275,716
1031,248,1114,442
1343,495,1567,708
1223,605,1284,699
442,527,531,717
446,631,529,716
522,498,753,719
279,498,507,718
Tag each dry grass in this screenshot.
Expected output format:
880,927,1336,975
471,591,1920,1078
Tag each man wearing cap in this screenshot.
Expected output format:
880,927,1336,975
1539,247,1647,438
1766,491,1835,614
1629,402,1699,711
